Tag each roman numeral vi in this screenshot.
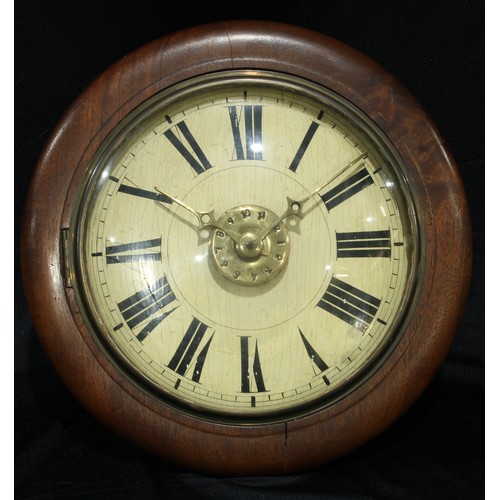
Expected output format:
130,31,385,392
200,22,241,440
240,336,267,394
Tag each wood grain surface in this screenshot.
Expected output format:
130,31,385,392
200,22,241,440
21,21,472,475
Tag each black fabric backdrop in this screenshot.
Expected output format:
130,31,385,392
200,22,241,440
15,1,484,498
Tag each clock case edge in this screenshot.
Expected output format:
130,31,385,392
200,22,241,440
20,21,472,475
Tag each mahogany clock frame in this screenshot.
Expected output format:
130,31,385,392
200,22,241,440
21,21,472,475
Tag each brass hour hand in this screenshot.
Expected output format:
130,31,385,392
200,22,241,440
154,187,242,242
155,187,215,229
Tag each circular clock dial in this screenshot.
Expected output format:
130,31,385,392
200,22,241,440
73,71,420,418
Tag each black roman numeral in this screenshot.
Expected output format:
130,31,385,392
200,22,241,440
317,277,381,333
321,167,374,211
106,237,162,264
228,105,263,160
298,328,329,379
164,118,212,174
116,275,176,341
336,230,391,258
117,183,173,204
240,336,267,394
288,111,323,172
167,317,214,383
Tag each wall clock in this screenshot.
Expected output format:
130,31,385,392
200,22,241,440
21,21,472,475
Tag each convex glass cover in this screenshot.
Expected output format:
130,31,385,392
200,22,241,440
73,72,420,419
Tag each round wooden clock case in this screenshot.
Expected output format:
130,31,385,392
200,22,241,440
21,21,472,474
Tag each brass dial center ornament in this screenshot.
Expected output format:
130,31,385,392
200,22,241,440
210,205,290,286
21,22,471,474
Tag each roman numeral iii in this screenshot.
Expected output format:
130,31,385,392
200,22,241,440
336,230,391,258
317,277,381,333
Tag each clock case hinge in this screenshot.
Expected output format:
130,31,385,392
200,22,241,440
61,228,74,288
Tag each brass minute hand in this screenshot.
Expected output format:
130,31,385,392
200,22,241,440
154,187,242,243
257,152,368,240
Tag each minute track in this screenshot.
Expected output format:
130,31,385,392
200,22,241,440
77,75,416,419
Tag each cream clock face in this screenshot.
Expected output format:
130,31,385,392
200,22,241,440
74,72,420,419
